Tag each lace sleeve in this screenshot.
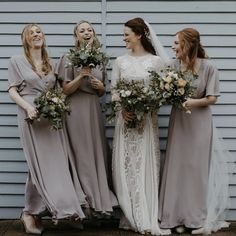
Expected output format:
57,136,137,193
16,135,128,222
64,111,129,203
111,58,120,90
154,56,165,72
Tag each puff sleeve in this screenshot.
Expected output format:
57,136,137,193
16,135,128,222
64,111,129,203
110,58,120,89
55,55,74,82
8,56,26,92
205,61,220,97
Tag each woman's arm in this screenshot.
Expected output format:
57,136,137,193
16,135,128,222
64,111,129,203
62,68,91,95
9,87,37,119
183,95,217,110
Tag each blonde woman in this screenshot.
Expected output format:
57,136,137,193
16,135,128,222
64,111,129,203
56,21,117,216
8,24,85,234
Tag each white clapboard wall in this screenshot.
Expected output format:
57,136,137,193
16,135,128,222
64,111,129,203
0,0,235,219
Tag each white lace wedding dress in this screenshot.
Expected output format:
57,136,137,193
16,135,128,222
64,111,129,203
111,54,170,235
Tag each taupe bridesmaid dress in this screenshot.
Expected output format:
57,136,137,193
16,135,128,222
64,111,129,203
56,55,117,214
159,59,220,228
8,55,86,220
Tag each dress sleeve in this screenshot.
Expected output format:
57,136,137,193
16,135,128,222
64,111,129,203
55,55,74,82
206,62,220,97
154,56,164,72
111,58,120,89
7,56,26,92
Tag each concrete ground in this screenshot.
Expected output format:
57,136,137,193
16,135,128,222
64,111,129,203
0,219,235,236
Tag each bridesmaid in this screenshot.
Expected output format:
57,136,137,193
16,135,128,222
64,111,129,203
8,24,86,234
159,28,229,234
56,20,117,216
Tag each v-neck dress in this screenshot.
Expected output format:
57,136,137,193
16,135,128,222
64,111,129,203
56,55,117,213
159,59,221,228
8,54,86,220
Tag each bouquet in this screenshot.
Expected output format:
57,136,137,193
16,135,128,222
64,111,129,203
107,79,158,129
149,67,197,110
26,87,70,130
66,40,109,69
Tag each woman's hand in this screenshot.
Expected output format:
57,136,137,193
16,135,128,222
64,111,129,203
63,67,92,95
25,104,38,120
75,67,92,81
9,87,38,120
122,110,136,124
183,96,217,111
90,77,104,90
183,98,195,111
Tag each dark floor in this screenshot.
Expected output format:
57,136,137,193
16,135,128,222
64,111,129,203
0,219,236,236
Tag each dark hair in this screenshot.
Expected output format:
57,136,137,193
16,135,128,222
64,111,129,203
21,24,52,76
177,28,208,73
73,20,100,48
124,17,156,55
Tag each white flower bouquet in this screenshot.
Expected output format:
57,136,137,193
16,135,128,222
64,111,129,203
108,79,158,129
66,40,109,69
149,67,197,110
25,87,70,130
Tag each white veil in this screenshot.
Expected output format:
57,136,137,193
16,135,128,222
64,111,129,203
144,21,170,64
144,21,230,234
201,124,230,234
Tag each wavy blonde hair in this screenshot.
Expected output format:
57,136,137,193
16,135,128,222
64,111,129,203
21,24,52,77
73,20,101,48
177,28,208,73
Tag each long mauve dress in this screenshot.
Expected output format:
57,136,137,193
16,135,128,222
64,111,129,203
56,55,117,213
159,59,221,229
8,54,86,220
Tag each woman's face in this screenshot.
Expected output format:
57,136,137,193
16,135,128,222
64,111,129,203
75,22,94,44
26,26,44,49
123,26,141,50
172,34,183,59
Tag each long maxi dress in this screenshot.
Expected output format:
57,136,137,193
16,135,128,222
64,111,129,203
159,58,229,232
111,54,169,235
8,55,86,220
56,56,117,214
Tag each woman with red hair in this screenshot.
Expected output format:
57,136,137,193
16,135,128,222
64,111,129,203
159,28,229,234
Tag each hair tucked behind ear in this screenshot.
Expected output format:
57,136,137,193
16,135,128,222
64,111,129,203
125,17,156,55
177,28,208,73
21,24,52,77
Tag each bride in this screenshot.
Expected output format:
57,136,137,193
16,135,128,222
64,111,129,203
111,17,170,235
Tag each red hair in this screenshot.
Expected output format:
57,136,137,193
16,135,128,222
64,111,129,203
177,28,208,73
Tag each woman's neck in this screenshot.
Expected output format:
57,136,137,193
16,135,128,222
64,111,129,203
130,44,148,57
180,58,201,74
29,48,42,63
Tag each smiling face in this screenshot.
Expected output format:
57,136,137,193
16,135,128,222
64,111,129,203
75,22,95,44
172,34,183,60
123,26,141,50
25,25,44,49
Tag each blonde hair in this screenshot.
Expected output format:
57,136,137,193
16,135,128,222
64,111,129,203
21,23,52,77
73,20,101,48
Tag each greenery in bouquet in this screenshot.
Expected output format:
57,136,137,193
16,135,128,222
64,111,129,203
149,67,197,109
66,39,109,69
26,87,70,130
107,79,158,129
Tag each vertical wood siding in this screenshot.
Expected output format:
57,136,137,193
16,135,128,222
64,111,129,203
0,0,235,219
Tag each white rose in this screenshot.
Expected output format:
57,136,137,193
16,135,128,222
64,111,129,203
52,97,59,103
120,90,126,97
143,87,148,93
125,90,131,96
112,93,121,102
